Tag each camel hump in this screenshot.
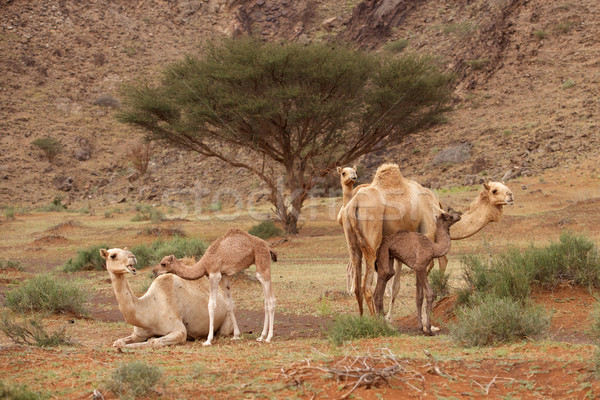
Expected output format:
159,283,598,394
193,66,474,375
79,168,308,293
372,163,406,189
269,250,278,262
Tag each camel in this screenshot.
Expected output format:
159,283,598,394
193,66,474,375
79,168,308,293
341,163,513,316
385,180,515,321
100,248,233,348
152,229,277,346
375,212,461,335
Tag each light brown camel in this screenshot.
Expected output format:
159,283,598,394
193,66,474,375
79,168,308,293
385,180,515,321
375,212,461,335
341,163,514,316
152,229,277,346
101,248,233,348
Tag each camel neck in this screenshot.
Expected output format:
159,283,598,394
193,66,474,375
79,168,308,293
341,183,354,206
450,202,500,240
432,224,452,258
172,258,207,280
109,271,143,326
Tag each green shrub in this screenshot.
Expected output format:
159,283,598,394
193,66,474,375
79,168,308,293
62,244,110,272
555,22,573,34
449,295,550,347
130,236,207,268
590,302,600,338
328,315,398,346
0,259,23,271
595,346,600,378
104,210,113,218
40,196,67,212
533,30,547,39
248,221,283,240
4,274,90,317
465,58,489,70
208,201,222,212
106,361,163,398
131,204,164,223
428,268,450,298
384,39,409,54
4,207,16,220
0,313,72,348
0,380,48,400
31,137,62,163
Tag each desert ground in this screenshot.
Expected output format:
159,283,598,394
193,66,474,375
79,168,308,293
1,164,600,399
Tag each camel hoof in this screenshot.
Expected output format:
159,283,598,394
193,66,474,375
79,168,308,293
231,336,241,341
431,325,440,332
202,340,212,346
113,340,124,348
257,337,264,342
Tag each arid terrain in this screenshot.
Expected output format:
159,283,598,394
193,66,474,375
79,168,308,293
1,0,600,398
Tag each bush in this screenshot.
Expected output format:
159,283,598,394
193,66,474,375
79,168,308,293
0,313,72,347
384,39,409,54
4,206,16,220
131,204,164,223
131,236,207,268
328,315,398,346
248,221,283,240
31,137,62,163
40,196,67,212
465,58,489,70
0,380,48,400
428,268,450,298
449,295,550,347
106,361,163,398
4,274,90,317
0,259,23,271
126,142,153,176
590,302,600,338
62,244,110,272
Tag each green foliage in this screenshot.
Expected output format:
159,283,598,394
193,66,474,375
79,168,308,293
0,259,23,271
328,315,398,346
248,221,283,240
595,346,600,379
40,196,67,212
104,210,113,218
31,137,62,163
106,361,163,399
207,201,222,212
4,206,15,220
533,30,547,39
62,244,110,272
0,313,72,347
589,301,600,338
561,79,575,89
465,58,489,70
384,39,409,53
555,21,573,34
428,268,450,298
449,295,550,347
439,21,477,36
4,274,90,317
0,380,49,400
130,236,207,268
131,204,164,223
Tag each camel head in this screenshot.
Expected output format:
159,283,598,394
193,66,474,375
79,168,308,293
483,182,514,207
337,165,358,186
437,212,462,231
152,254,177,277
100,248,137,275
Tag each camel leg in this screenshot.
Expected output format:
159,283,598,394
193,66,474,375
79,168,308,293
386,261,403,322
423,270,435,336
352,251,363,315
438,255,448,274
219,275,240,340
125,330,187,348
415,271,425,333
113,327,151,348
346,259,354,294
256,271,276,342
373,255,394,315
363,253,377,316
203,272,222,346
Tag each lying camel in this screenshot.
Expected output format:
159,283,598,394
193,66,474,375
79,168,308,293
375,212,461,335
153,229,277,346
101,248,232,348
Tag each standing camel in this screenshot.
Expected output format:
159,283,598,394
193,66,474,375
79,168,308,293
101,248,233,348
341,163,513,316
375,212,461,335
153,229,277,346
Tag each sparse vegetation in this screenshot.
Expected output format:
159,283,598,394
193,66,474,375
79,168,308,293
248,220,284,240
0,313,73,347
533,30,547,39
40,196,67,212
126,141,153,176
4,206,15,220
207,201,222,212
555,21,574,34
428,268,450,298
465,58,489,70
450,295,550,347
0,259,23,271
62,243,110,272
106,361,163,399
384,39,409,53
131,204,164,223
328,315,398,346
561,79,575,89
31,137,62,163
130,236,207,268
0,380,49,400
4,274,90,316
438,21,478,36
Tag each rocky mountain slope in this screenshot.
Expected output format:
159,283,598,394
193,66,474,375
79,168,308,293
1,0,598,210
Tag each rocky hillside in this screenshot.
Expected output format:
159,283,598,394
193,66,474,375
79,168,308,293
1,0,598,210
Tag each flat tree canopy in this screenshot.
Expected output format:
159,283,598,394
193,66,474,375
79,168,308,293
118,37,453,233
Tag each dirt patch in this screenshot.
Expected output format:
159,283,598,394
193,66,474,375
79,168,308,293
44,220,82,233
31,234,70,246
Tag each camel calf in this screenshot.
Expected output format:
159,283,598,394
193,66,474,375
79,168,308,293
374,212,461,335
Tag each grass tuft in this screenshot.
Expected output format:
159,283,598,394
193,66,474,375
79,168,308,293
449,295,550,347
131,204,164,223
4,274,90,317
62,244,110,272
428,268,450,299
248,220,283,240
328,315,398,346
106,361,163,398
0,259,24,271
0,380,49,400
0,313,73,347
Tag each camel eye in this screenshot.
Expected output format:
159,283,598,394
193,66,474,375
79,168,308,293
161,263,166,267
110,254,117,259
492,189,498,194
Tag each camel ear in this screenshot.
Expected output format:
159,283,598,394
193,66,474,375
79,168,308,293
336,166,342,174
123,247,128,251
352,165,357,171
99,249,108,259
483,182,490,191
167,255,175,262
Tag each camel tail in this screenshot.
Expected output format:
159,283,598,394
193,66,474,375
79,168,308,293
269,250,278,262
347,199,374,257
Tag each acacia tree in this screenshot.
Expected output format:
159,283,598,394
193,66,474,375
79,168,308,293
118,38,453,234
